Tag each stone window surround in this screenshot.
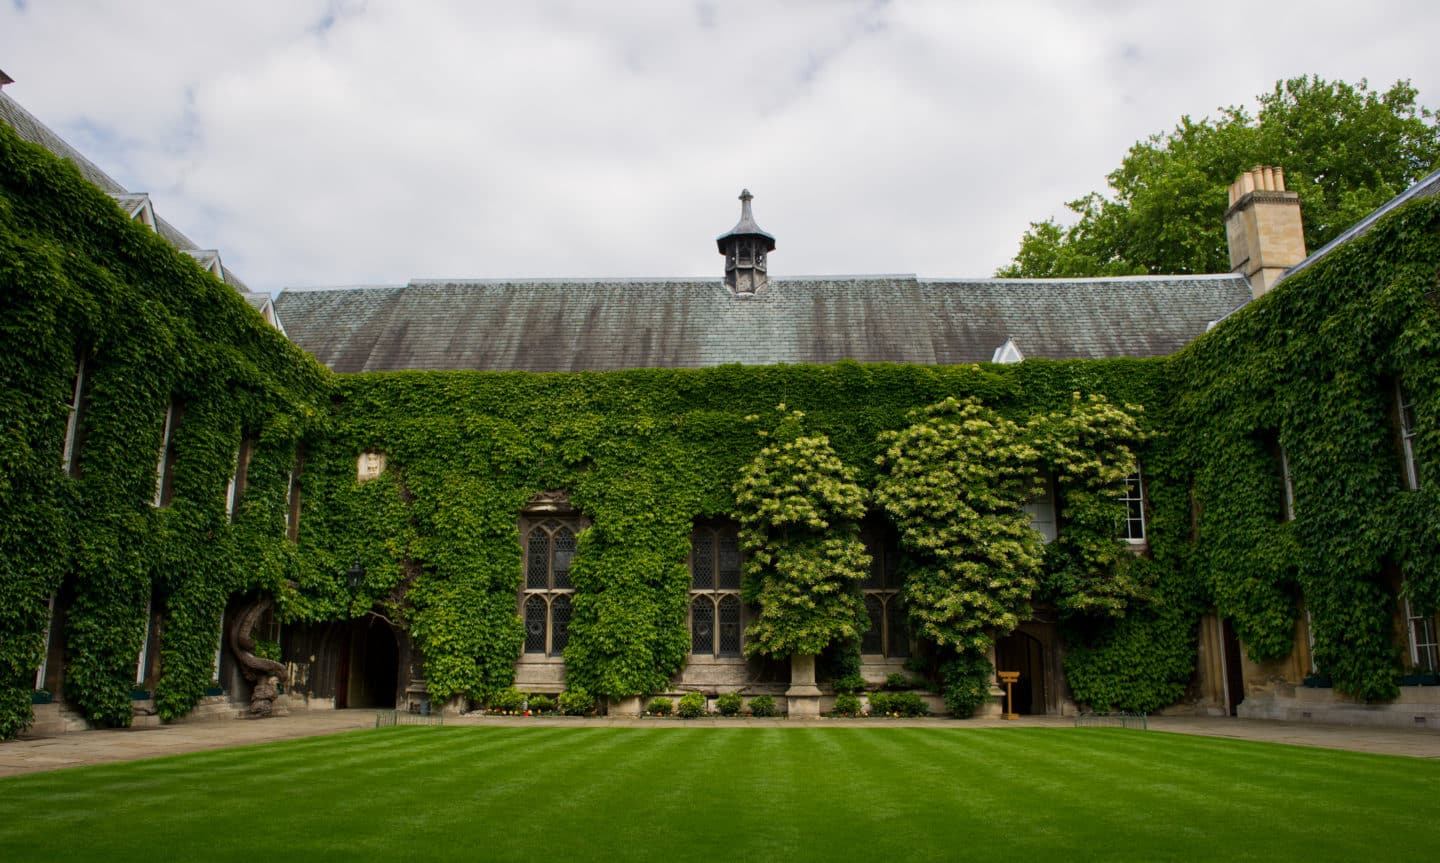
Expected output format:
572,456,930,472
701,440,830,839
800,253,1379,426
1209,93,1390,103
518,492,586,663
688,522,744,661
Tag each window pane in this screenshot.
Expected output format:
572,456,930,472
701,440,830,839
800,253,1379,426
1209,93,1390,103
717,532,741,590
692,530,714,590
552,527,575,589
1119,472,1146,541
691,596,714,656
863,540,884,590
882,540,900,591
718,595,741,657
524,595,547,654
526,529,550,589
551,594,572,655
886,598,910,658
861,595,884,655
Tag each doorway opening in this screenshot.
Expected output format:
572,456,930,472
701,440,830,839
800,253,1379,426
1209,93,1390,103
994,630,1046,715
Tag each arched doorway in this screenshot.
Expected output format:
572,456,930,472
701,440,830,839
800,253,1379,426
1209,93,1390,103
337,619,399,709
285,617,399,709
994,630,1046,715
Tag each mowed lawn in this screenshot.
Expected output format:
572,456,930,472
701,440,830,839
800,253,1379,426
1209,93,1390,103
2,726,1439,862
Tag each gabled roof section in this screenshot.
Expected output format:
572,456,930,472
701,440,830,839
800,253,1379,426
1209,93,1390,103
991,337,1024,364
243,292,286,335
0,91,250,293
111,193,156,229
274,273,1251,373
183,249,224,276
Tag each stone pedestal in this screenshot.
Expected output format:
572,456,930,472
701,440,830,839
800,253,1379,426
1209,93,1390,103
786,653,822,718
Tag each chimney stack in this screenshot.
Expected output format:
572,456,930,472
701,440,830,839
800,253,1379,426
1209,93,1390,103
1225,166,1307,298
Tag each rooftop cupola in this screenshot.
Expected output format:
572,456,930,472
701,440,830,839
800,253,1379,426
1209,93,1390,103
717,189,776,295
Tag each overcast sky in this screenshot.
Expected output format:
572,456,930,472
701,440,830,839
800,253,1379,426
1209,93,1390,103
3,1,1439,292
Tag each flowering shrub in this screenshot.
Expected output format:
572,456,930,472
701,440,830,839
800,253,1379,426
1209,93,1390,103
715,692,743,716
676,691,707,718
833,693,863,717
941,654,993,718
734,407,870,659
748,694,778,717
646,696,673,716
488,688,526,714
556,688,594,716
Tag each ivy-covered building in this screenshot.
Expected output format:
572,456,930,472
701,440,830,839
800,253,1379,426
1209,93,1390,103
1,81,1436,737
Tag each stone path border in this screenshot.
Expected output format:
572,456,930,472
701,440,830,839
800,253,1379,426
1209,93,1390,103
2,711,1438,777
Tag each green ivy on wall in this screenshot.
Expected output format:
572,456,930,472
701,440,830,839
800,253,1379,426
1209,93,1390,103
4,106,1436,738
0,124,330,737
1161,195,1440,702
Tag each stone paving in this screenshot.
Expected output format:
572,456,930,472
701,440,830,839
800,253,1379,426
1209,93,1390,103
2,710,1439,778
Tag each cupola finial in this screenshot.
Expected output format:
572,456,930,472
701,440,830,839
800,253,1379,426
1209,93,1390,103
717,188,776,296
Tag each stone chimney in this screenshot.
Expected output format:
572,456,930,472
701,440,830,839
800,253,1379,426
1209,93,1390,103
1225,166,1307,298
716,189,776,296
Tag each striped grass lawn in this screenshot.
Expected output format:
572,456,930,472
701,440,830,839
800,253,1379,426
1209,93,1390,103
2,726,1439,861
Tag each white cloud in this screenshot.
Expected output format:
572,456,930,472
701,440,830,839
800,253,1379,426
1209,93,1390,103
2,0,1438,290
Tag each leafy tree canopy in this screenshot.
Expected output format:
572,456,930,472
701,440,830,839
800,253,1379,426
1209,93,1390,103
998,76,1440,278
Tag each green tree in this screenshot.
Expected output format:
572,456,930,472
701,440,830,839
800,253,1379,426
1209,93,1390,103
999,76,1440,277
873,397,1045,654
733,407,870,658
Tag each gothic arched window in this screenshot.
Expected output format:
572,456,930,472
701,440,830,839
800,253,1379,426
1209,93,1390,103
690,522,744,658
520,518,580,658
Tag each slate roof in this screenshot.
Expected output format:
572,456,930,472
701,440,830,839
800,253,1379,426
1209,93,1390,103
273,274,1251,373
1281,167,1440,283
0,91,250,293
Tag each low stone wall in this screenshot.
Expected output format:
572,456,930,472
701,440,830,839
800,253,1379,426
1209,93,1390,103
1238,685,1440,730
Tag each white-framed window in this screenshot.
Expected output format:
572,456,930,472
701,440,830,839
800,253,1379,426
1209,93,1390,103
1024,473,1057,543
1279,445,1296,522
35,594,56,690
1118,469,1146,543
521,519,579,658
1405,597,1438,673
1397,381,1422,491
860,521,908,658
135,596,159,690
1303,604,1318,675
61,352,93,477
225,437,256,522
285,448,304,542
689,523,743,659
152,401,181,508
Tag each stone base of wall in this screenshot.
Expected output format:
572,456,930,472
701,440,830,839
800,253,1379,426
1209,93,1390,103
1238,685,1440,730
25,702,91,737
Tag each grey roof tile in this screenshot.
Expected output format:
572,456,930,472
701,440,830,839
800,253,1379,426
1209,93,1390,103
274,274,1251,372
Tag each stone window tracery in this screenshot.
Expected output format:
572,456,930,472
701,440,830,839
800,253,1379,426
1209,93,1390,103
690,523,742,658
521,518,579,658
861,520,908,658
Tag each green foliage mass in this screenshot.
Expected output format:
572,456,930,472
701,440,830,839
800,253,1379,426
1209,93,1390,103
0,123,330,737
734,407,871,659
1164,194,1440,701
874,398,1047,654
1000,76,1440,278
